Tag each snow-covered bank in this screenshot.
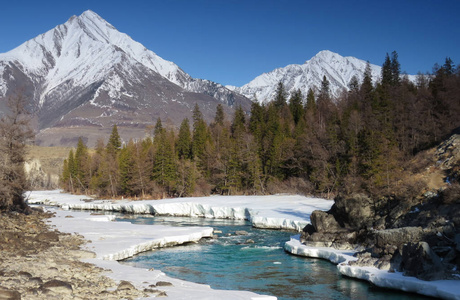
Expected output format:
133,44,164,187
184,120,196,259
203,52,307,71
28,190,333,231
284,236,460,300
42,198,276,299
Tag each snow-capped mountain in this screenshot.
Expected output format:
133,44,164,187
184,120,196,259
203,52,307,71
228,50,384,103
0,10,250,146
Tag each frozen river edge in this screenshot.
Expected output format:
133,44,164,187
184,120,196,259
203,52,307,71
28,190,333,300
285,236,460,300
28,190,460,300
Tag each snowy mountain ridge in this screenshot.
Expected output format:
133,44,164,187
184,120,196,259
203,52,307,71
0,10,249,146
0,10,213,103
227,50,412,103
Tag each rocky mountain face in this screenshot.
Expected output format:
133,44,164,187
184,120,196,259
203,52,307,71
228,50,414,104
301,133,460,281
0,10,251,146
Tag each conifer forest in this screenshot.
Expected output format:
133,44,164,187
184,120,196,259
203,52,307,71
60,53,460,200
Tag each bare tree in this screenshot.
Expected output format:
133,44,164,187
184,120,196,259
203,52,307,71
0,94,35,212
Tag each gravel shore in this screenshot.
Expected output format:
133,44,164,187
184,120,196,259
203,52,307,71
0,209,157,299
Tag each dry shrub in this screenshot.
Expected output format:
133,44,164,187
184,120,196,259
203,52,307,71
192,178,211,197
440,183,460,204
265,177,313,196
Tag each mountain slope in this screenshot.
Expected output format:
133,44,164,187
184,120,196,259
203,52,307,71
0,10,250,146
228,50,389,103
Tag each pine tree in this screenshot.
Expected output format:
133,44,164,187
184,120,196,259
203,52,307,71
273,81,287,108
381,53,393,86
289,89,304,125
118,142,135,196
214,103,225,126
231,105,246,139
305,88,316,113
153,129,177,193
177,118,192,159
192,104,209,163
107,124,121,156
390,51,401,86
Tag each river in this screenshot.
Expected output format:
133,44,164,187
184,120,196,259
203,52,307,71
116,214,430,300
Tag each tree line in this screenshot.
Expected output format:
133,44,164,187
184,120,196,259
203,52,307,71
60,52,460,199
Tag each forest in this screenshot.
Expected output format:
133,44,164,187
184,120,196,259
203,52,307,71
60,52,460,200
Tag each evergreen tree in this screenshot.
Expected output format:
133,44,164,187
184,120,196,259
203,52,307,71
289,89,304,125
390,51,401,86
107,124,121,156
305,88,316,113
231,105,246,139
153,129,177,193
273,81,287,108
154,118,163,136
214,103,225,126
361,61,374,98
118,142,135,196
177,118,192,159
192,104,209,163
348,75,360,93
382,53,393,86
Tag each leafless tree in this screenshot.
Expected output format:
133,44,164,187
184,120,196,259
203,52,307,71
0,94,35,212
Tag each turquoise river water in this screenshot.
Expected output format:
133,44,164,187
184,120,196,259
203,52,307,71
116,215,431,300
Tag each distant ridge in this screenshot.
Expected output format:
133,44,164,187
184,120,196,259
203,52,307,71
228,50,415,103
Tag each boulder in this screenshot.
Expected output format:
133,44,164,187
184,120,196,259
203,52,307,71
401,242,445,281
41,280,73,294
155,281,173,287
331,194,374,230
235,231,249,236
116,280,136,291
375,227,424,248
310,210,342,232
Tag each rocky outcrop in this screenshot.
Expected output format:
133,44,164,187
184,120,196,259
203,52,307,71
301,133,460,281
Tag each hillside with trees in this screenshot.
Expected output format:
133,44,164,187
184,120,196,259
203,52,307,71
60,53,460,200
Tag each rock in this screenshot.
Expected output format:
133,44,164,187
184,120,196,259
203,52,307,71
245,239,255,244
375,227,424,248
0,288,21,300
29,277,43,285
155,281,173,287
35,231,59,243
310,210,342,232
17,271,32,278
41,280,73,294
116,280,135,291
401,242,445,280
235,230,248,236
331,194,374,230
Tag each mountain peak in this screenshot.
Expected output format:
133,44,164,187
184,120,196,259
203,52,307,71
80,9,100,18
307,50,341,64
231,50,384,103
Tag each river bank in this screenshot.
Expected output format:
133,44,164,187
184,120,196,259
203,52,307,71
0,209,148,299
25,190,460,299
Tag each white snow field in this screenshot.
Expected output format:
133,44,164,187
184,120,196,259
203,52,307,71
285,235,460,300
28,190,333,231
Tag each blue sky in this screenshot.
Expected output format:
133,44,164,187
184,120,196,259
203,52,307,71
0,0,458,87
